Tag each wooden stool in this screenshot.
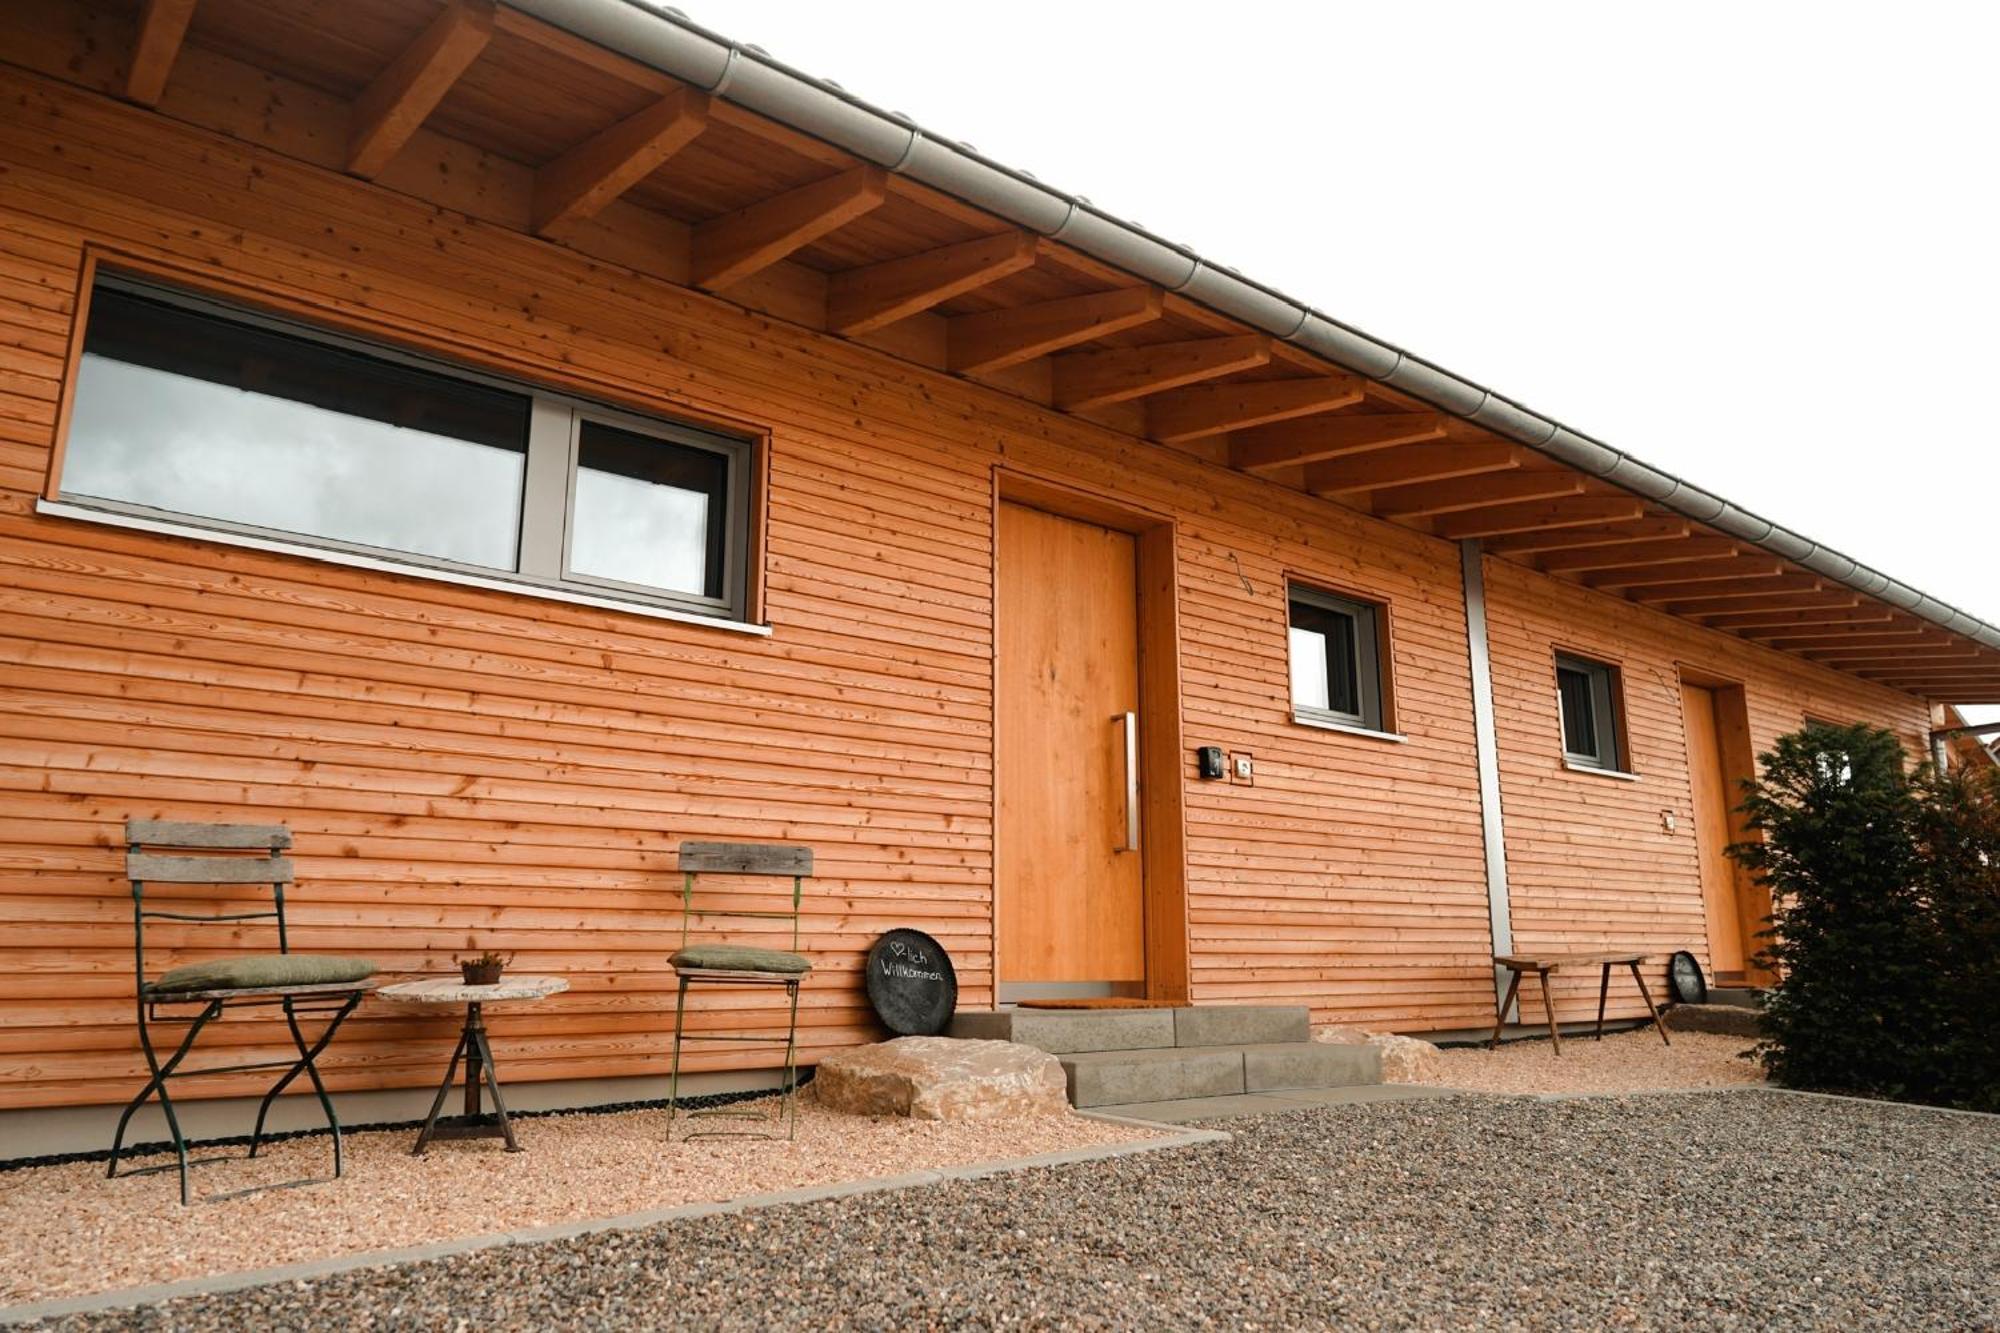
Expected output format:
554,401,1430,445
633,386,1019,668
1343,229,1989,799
1490,952,1671,1054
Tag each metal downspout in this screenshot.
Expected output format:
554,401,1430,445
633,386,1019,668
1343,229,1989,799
1460,540,1515,1018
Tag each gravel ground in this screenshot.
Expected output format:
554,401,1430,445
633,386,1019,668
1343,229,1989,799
0,1097,1154,1306
1417,1027,1767,1095
23,1089,1995,1331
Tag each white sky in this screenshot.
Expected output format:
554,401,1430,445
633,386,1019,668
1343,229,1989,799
694,1,1999,720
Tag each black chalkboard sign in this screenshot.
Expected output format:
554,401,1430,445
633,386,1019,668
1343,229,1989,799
865,929,958,1036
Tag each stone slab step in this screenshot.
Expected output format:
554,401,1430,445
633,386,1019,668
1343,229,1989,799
947,1004,1311,1054
947,1008,1175,1054
1062,1046,1243,1108
1243,1040,1379,1092
1060,1039,1381,1109
1173,1006,1310,1048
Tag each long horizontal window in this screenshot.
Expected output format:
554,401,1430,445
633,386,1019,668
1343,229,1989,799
60,280,753,620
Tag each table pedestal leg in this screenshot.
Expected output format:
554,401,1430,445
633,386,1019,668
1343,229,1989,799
412,1002,523,1154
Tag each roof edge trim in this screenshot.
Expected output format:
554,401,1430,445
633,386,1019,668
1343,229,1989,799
507,0,2000,659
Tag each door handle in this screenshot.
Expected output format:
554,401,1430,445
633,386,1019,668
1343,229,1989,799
1115,711,1139,853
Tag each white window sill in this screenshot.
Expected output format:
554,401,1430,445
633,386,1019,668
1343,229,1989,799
1291,712,1408,743
36,498,774,637
1562,759,1641,782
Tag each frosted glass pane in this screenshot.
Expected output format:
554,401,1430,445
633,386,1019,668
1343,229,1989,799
568,421,725,598
67,357,527,569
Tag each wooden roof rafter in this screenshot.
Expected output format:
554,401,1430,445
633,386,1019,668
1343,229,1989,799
1432,497,1651,540
124,0,197,106
1581,555,1787,590
1302,441,1521,497
1146,375,1369,444
1536,536,1743,573
1628,574,1822,604
1478,518,1693,555
1231,413,1449,473
1662,589,1862,615
828,231,1039,335
1371,471,1586,521
531,86,710,235
347,0,495,179
1052,336,1272,411
691,165,889,290
948,288,1164,374
1695,606,1899,632
1811,651,1988,670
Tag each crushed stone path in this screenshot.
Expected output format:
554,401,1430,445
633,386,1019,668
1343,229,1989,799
22,1090,1998,1331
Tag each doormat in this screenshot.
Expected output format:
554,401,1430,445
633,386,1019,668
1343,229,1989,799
1015,998,1180,1010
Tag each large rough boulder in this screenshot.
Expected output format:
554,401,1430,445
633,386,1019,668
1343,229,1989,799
1312,1027,1441,1083
813,1036,1069,1120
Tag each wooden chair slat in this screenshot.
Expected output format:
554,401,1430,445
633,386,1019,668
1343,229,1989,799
126,819,292,849
678,841,812,876
126,852,296,884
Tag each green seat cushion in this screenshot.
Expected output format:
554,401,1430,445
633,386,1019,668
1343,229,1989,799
147,954,377,994
670,944,811,975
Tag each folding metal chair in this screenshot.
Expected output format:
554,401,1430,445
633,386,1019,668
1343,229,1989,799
108,820,377,1203
666,841,813,1141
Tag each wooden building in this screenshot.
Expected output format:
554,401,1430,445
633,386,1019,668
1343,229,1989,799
3,0,1996,1144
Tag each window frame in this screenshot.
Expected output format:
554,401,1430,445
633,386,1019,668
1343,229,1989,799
1287,582,1390,734
1801,714,1856,786
1554,650,1627,773
55,273,756,624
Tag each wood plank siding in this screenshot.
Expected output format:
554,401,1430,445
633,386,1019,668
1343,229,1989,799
0,51,1932,1113
1482,557,1930,1020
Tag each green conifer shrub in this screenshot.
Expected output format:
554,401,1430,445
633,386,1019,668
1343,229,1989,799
1730,721,1999,1109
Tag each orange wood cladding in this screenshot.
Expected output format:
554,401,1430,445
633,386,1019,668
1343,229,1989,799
0,62,1932,1109
1481,559,1928,1023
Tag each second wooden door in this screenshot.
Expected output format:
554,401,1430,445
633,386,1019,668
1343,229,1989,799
1682,680,1768,984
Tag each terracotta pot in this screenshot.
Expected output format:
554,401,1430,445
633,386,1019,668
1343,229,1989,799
461,961,502,986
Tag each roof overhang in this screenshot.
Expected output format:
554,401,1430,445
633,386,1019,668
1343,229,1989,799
14,0,1998,700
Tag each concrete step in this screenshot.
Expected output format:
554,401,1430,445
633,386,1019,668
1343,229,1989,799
1060,1039,1380,1109
1173,1005,1310,1047
947,1004,1312,1054
1063,1046,1244,1107
947,1008,1176,1054
1243,1040,1379,1092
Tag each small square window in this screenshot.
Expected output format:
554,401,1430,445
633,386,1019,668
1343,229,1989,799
1802,717,1854,786
1556,653,1624,770
1289,586,1386,731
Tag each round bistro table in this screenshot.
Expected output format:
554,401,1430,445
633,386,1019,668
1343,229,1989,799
375,975,569,1155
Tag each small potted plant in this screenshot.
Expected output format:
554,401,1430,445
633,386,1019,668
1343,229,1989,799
455,945,513,986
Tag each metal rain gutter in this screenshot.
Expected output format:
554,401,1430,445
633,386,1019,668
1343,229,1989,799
509,0,2000,658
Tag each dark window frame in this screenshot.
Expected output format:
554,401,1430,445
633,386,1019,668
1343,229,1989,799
1287,583,1389,733
58,275,755,623
1555,651,1626,771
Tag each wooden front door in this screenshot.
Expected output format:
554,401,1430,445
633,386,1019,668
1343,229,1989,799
1682,681,1768,983
997,501,1146,987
